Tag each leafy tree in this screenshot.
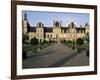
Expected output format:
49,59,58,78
30,37,38,53
30,37,38,45
61,39,66,44
76,38,84,46
43,40,48,44
49,40,52,43
73,40,75,45
76,38,84,52
67,40,72,44
66,40,72,47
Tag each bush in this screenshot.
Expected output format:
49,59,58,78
76,38,84,46
61,39,66,42
30,38,38,46
30,38,38,53
66,40,72,47
76,38,84,53
66,40,72,44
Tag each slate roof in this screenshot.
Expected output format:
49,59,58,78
44,27,52,32
61,27,69,33
76,27,85,33
29,27,36,32
28,26,85,33
27,22,31,32
28,27,53,32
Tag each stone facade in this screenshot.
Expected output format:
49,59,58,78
23,13,89,42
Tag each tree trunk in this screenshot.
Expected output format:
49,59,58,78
32,45,37,53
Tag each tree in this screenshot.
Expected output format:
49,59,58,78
43,40,48,44
61,39,66,44
30,37,38,53
30,37,38,45
43,40,49,48
66,40,72,47
67,40,72,44
76,38,84,52
76,38,84,46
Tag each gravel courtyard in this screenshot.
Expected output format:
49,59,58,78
22,43,89,68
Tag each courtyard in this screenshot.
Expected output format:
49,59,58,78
22,43,89,69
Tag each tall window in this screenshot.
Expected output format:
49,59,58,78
37,33,39,37
46,34,49,38
51,34,52,38
72,34,74,37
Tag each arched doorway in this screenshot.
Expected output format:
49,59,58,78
56,35,60,43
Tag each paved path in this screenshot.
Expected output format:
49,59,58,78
23,43,89,68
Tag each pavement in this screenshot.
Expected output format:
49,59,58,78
22,43,89,69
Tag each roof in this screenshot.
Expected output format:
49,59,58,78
76,27,85,33
44,27,52,32
28,26,85,33
61,27,69,33
28,27,53,32
29,27,36,32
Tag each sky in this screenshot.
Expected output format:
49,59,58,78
22,11,89,27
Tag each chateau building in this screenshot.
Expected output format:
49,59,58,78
23,13,89,42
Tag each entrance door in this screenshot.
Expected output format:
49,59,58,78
56,35,60,43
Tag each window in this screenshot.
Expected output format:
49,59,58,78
51,35,52,38
72,34,74,37
46,34,49,38
41,34,43,37
37,33,39,37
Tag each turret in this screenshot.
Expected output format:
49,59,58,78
71,22,76,28
23,12,28,34
24,12,27,20
54,21,61,27
37,22,44,27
